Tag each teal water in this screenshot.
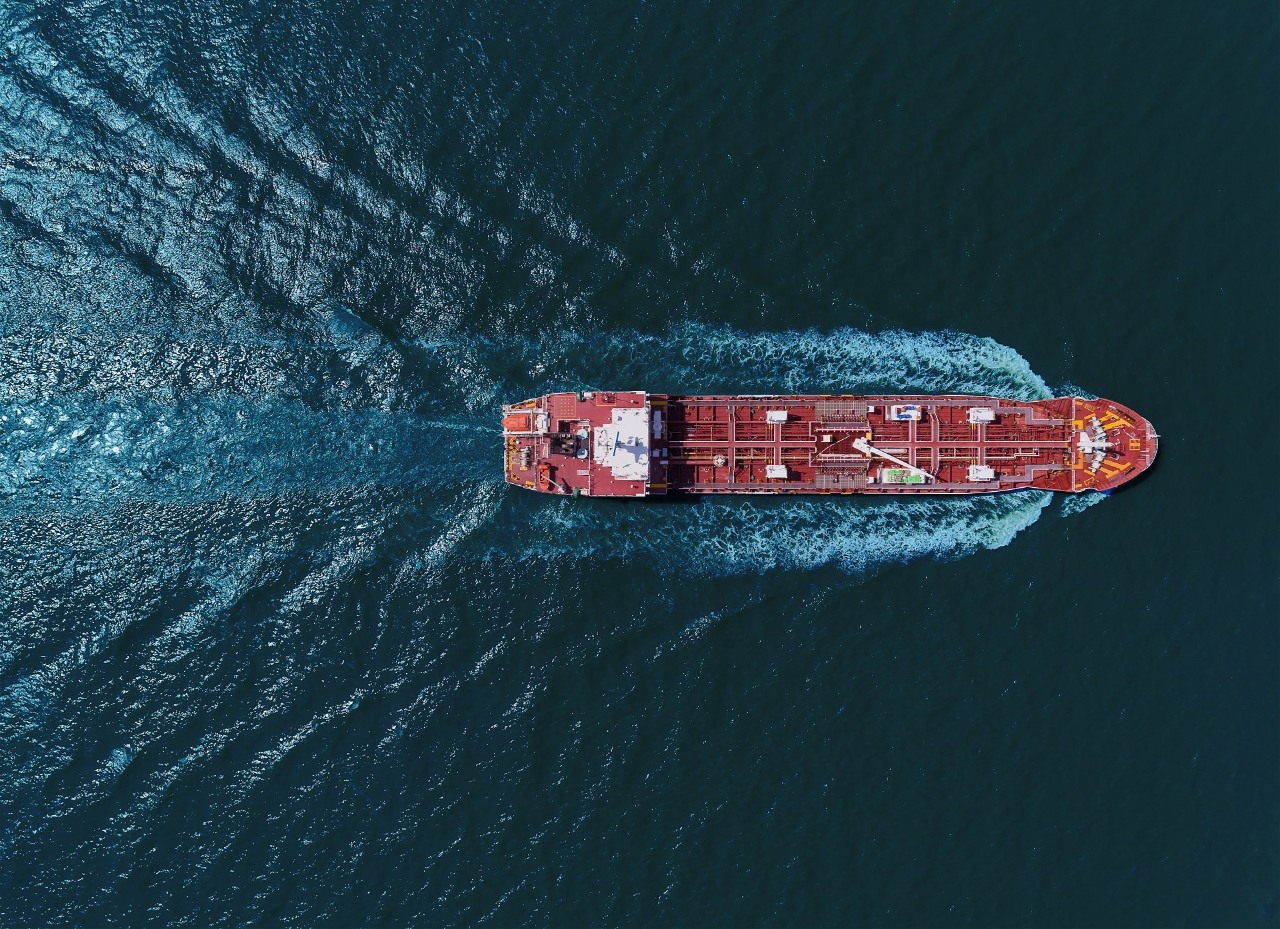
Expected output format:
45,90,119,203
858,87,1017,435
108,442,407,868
1,1,1276,925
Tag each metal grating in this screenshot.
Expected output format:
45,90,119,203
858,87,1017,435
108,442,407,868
816,399,867,423
816,468,868,490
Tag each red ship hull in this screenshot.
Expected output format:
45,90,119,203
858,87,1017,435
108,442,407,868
502,393,1158,497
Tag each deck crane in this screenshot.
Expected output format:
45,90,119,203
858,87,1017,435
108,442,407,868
851,437,934,482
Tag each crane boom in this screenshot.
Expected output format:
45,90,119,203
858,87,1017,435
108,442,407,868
851,437,934,482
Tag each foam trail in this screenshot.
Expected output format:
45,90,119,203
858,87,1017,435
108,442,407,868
415,322,1054,413
0,325,497,509
1059,490,1108,518
0,320,1067,569
488,491,1053,577
0,398,495,510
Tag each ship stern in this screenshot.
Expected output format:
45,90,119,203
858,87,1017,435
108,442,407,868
502,392,657,497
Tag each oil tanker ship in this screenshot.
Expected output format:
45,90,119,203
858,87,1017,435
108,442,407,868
502,392,1157,497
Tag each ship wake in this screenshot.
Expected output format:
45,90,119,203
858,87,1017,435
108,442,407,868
412,321,1055,414
494,490,1053,577
2,320,1086,576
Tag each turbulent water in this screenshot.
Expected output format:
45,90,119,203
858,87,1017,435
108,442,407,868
3,318,1065,573
1,1,1276,926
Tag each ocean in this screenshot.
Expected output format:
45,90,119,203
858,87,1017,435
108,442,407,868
1,0,1276,924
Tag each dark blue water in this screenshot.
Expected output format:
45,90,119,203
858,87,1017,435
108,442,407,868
1,1,1276,925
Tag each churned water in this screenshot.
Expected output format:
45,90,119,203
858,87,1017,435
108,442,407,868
1,1,1276,925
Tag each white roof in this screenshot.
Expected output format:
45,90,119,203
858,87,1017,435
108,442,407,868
593,408,650,481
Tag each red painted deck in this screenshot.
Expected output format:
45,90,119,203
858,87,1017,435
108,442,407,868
503,392,1158,496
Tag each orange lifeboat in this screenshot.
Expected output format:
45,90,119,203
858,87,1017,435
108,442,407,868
502,411,533,432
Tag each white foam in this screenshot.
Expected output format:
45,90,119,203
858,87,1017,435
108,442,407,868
414,321,1052,413
500,491,1052,578
2,319,1074,574
1059,490,1108,518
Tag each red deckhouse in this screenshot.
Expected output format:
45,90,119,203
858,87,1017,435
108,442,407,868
502,392,1158,497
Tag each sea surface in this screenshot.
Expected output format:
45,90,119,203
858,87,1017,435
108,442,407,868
0,1,1276,925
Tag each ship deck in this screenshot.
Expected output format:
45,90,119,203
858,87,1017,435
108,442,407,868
503,392,1157,496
